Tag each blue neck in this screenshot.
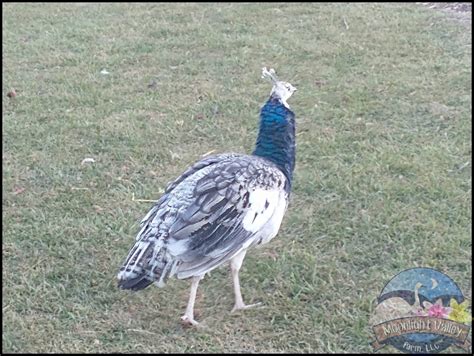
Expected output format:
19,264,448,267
252,96,296,188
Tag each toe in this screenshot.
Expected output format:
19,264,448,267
231,302,263,313
180,315,199,327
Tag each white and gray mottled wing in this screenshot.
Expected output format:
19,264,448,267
136,153,240,238
169,156,289,279
117,154,289,289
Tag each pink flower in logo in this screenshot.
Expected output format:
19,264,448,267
428,303,449,318
414,307,428,316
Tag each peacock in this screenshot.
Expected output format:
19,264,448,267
117,67,297,326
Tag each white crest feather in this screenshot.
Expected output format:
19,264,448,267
261,67,279,84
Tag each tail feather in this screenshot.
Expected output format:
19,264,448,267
117,239,155,290
117,237,178,291
118,274,153,291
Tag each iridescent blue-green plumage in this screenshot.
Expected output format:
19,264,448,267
253,95,296,185
117,84,296,296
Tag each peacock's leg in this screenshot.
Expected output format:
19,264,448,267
230,249,262,312
180,275,203,326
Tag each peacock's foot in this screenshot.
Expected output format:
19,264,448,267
231,301,264,313
180,314,199,327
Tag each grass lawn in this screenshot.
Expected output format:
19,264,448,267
2,3,471,353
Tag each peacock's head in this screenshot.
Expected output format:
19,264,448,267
261,67,297,109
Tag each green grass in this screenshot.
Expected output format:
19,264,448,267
2,3,471,353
